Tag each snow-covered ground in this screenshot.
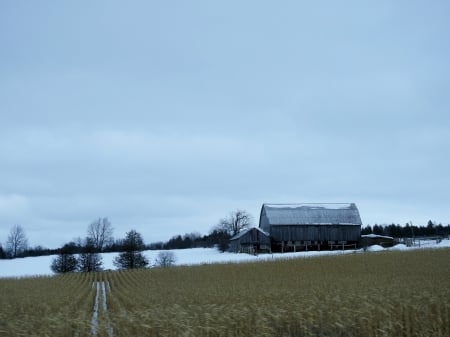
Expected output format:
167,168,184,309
1,239,449,278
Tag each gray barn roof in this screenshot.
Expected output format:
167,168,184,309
230,227,270,241
259,203,362,228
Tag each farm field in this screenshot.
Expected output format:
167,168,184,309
0,249,449,337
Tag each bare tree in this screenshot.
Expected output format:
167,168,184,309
155,251,176,267
87,217,113,252
6,225,28,258
218,210,253,236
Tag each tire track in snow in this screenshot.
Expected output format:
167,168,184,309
91,281,113,337
102,281,114,337
91,282,100,337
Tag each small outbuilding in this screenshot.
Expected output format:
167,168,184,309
229,227,271,254
361,234,395,248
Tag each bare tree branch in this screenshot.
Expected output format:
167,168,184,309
87,217,113,252
218,210,253,236
6,225,28,258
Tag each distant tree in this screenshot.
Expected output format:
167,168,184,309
435,223,447,237
106,238,126,252
361,225,372,235
59,241,83,254
444,224,450,238
372,224,384,236
87,217,114,252
113,230,149,269
51,245,78,273
164,235,184,250
217,210,253,236
155,251,176,267
426,220,438,236
0,244,5,259
148,241,164,250
405,222,415,238
163,232,203,250
6,225,28,258
207,229,231,252
385,224,402,238
77,238,103,272
23,245,55,257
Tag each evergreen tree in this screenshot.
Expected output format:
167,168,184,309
0,244,5,259
207,229,231,252
373,224,384,235
361,225,373,235
51,249,78,273
113,230,149,269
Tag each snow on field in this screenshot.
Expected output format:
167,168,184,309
1,239,449,278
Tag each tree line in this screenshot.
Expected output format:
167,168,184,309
361,221,450,238
0,210,252,260
3,212,449,263
51,228,151,273
49,210,251,273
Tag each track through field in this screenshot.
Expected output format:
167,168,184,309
91,281,113,337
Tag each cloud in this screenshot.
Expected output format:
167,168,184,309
1,1,450,248
0,194,30,219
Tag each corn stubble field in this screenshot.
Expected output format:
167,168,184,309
0,249,449,337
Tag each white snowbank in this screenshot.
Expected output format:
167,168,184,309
388,244,408,251
1,240,449,278
366,245,385,252
361,234,394,239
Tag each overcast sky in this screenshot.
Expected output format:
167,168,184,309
1,1,449,249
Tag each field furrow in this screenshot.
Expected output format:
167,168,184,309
1,249,449,337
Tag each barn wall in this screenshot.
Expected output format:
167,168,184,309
270,225,361,242
229,228,271,253
229,240,240,253
259,208,270,232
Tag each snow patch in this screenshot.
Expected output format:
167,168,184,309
1,240,449,278
366,245,385,252
362,234,394,239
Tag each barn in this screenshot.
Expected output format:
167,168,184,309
229,227,271,254
259,203,362,252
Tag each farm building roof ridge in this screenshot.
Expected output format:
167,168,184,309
260,203,362,227
230,227,270,241
262,203,356,210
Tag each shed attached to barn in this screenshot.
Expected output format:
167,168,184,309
229,227,271,254
259,203,362,252
361,234,395,248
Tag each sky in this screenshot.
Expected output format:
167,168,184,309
1,1,450,249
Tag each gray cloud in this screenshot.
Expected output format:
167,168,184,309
1,1,449,248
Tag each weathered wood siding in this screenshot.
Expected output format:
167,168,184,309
229,228,271,253
270,225,361,242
